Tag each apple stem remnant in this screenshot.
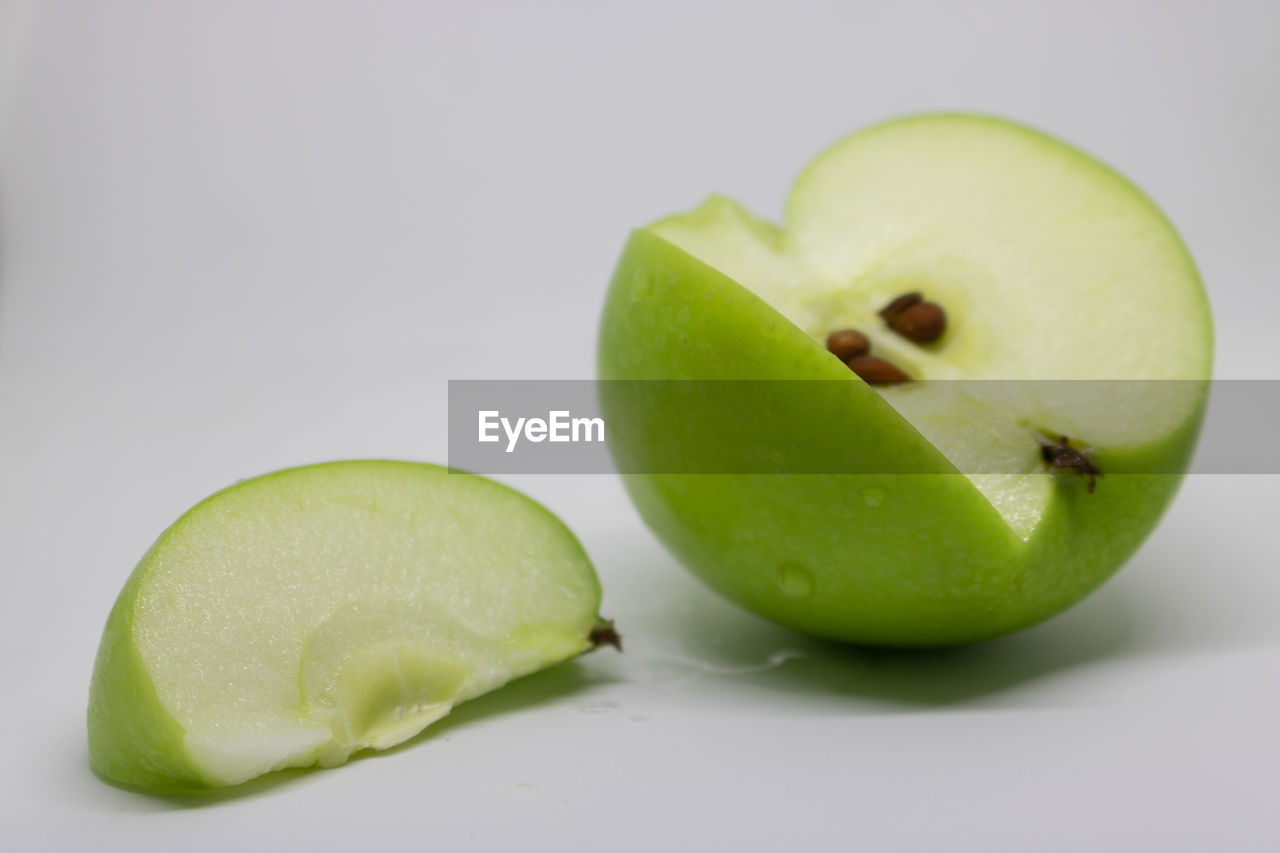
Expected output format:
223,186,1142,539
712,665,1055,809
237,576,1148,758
879,292,947,343
1040,435,1104,493
589,620,623,651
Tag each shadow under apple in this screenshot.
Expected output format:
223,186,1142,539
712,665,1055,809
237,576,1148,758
615,554,1141,711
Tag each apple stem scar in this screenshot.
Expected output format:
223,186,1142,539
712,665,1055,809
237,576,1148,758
1040,435,1104,493
589,620,623,651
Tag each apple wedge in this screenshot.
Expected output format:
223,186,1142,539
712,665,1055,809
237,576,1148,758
599,114,1212,646
88,461,611,793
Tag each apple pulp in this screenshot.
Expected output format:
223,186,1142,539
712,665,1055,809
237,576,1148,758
599,114,1212,646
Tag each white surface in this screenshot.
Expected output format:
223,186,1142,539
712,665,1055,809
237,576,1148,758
2,1,1278,850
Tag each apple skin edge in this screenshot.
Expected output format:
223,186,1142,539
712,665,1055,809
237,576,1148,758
598,227,1208,647
88,539,211,793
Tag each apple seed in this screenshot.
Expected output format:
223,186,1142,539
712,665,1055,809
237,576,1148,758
826,328,871,362
847,355,912,385
890,301,946,343
878,292,922,325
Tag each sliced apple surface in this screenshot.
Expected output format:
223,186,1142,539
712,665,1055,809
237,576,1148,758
599,114,1211,645
88,461,608,793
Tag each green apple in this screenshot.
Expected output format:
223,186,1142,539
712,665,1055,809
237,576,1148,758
88,461,612,793
598,114,1212,647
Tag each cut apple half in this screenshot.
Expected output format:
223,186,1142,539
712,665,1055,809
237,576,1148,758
647,115,1210,539
599,114,1212,645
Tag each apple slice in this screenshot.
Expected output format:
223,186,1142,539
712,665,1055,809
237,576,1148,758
599,114,1212,646
88,461,611,793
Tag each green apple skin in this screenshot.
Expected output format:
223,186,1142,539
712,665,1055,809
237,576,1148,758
598,116,1211,647
89,540,198,792
88,461,605,793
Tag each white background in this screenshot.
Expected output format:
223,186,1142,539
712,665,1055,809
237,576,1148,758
2,1,1278,850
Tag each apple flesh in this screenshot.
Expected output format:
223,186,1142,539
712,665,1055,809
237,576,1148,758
88,461,610,793
599,114,1212,646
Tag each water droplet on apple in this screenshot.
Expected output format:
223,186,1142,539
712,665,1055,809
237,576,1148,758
777,562,814,598
860,486,888,507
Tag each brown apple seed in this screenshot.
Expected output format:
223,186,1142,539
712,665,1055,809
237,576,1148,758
847,355,912,385
878,292,922,325
826,328,871,362
890,300,947,343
